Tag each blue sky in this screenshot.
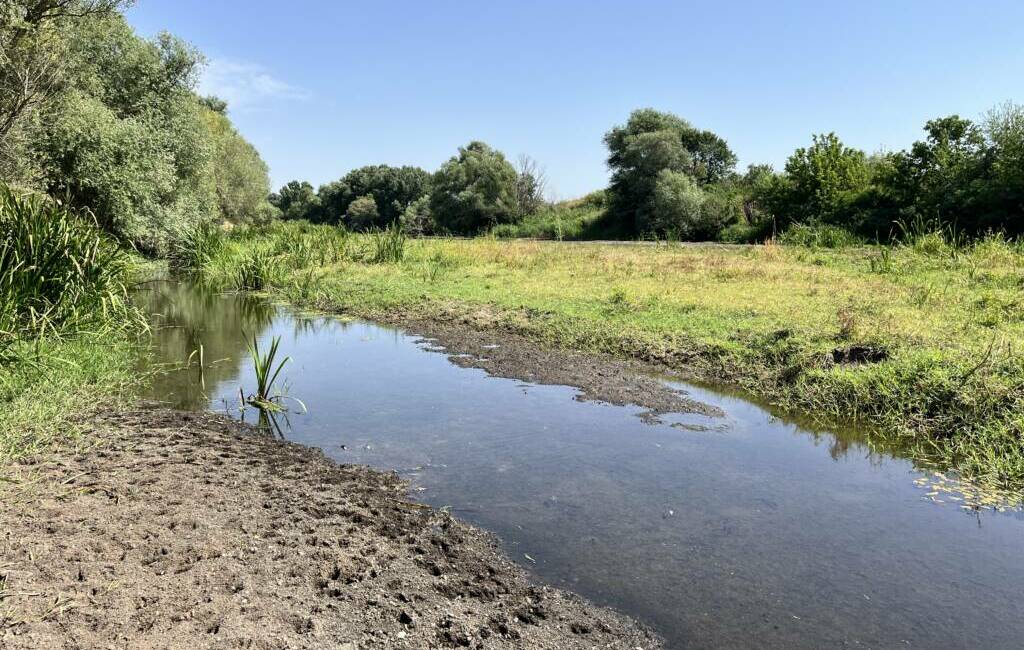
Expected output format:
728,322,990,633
127,1,1024,199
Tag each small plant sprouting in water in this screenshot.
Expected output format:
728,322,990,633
241,333,305,415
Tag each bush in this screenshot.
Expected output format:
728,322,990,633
346,194,379,231
401,194,433,236
778,223,864,248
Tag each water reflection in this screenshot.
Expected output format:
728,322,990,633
135,280,274,410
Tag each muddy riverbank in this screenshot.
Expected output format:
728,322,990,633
0,407,661,649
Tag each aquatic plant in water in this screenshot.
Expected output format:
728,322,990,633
241,333,305,417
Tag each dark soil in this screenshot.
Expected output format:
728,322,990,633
379,314,722,423
0,407,661,649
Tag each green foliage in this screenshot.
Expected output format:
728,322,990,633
766,133,872,229
167,220,225,273
345,194,379,231
759,105,1024,242
605,108,737,236
203,108,276,224
430,141,518,234
2,8,273,252
318,164,431,229
233,246,281,291
0,184,139,360
777,223,865,248
401,194,433,236
32,15,218,252
369,222,406,263
645,170,705,237
492,191,610,240
243,333,290,410
271,180,321,221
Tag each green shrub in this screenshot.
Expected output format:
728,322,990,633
778,223,864,248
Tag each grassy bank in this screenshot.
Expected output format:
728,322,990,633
189,221,1024,496
0,186,144,466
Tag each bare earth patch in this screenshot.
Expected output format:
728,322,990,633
0,407,661,649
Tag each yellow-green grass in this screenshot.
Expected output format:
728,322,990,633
0,334,140,468
199,224,1024,494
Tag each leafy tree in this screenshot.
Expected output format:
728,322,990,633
984,103,1024,234
271,180,320,221
202,107,275,223
345,194,378,231
887,116,987,229
318,164,430,229
644,170,704,236
32,14,219,251
604,108,736,235
0,1,133,182
430,141,518,234
401,194,432,236
766,132,871,228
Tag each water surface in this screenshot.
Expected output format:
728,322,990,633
137,281,1024,650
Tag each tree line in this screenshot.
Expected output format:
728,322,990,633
274,104,1024,242
270,144,547,236
0,0,275,253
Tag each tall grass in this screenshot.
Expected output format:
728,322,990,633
167,221,225,273
0,185,140,361
233,246,282,291
777,223,865,248
369,223,406,263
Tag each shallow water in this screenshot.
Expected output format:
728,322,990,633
138,281,1024,650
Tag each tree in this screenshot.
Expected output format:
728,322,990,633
429,141,518,234
0,1,134,181
513,154,547,218
644,170,704,236
769,132,871,228
984,103,1024,235
271,181,320,221
32,13,219,251
202,106,275,224
345,194,378,231
604,108,737,235
401,194,432,236
318,164,430,229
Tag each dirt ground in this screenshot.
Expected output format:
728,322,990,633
0,407,662,649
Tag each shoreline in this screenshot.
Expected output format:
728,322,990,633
0,406,662,649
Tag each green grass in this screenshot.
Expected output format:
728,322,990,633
192,221,1024,497
0,184,146,466
0,335,140,466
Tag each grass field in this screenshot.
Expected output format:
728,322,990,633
191,222,1024,497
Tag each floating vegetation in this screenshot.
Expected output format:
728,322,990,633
912,471,1024,513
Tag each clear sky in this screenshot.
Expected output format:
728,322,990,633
127,1,1024,199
